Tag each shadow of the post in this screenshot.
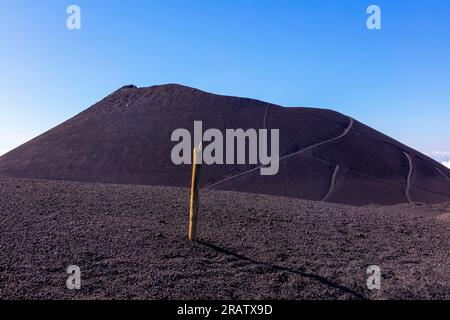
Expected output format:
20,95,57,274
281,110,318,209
197,239,366,300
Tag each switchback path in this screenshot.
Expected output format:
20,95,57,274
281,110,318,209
204,117,354,189
403,152,414,203
435,166,450,181
322,165,340,202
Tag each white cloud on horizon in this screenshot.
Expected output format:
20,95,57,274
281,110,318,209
427,151,450,158
426,151,450,169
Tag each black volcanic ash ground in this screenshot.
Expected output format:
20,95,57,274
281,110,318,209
0,177,449,299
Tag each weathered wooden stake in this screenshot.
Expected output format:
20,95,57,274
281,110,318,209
188,145,201,241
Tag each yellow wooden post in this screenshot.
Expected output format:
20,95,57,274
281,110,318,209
189,144,201,241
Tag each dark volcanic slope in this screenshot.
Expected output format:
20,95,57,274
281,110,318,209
0,84,449,205
0,177,449,299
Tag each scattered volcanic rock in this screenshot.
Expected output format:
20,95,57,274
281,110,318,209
0,84,449,205
0,177,449,299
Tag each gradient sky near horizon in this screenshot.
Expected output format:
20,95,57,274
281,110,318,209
1,0,449,166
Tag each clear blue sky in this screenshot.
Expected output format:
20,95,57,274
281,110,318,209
1,0,449,165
